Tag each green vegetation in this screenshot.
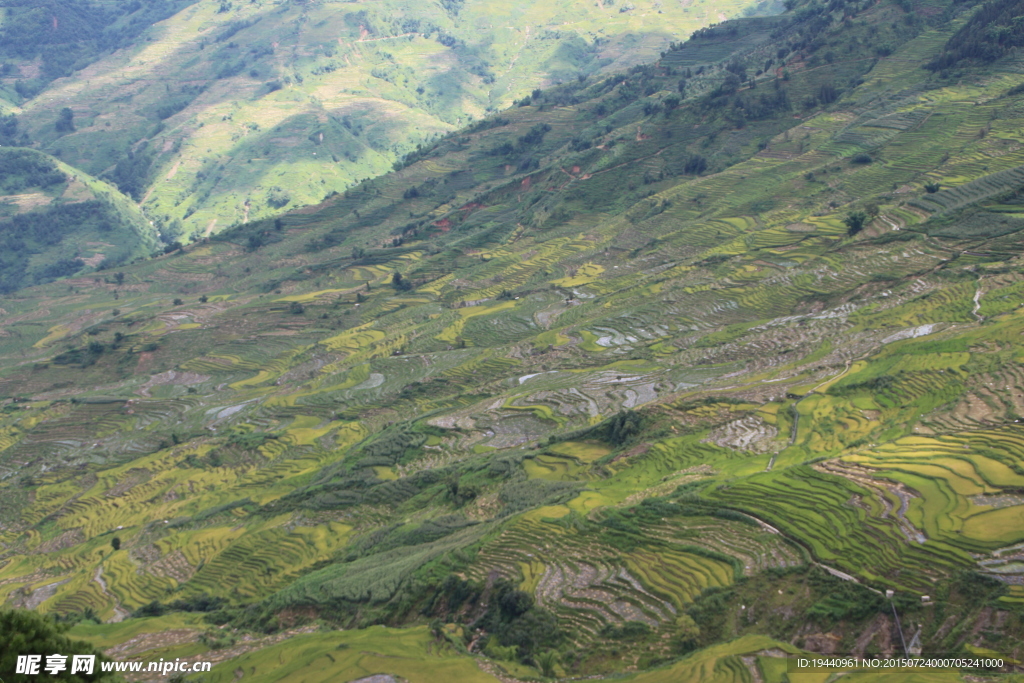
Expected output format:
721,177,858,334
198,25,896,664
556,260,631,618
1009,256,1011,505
3,0,1024,680
0,608,118,682
926,0,1024,70
198,625,503,683
0,0,199,91
1,0,770,246
0,148,159,291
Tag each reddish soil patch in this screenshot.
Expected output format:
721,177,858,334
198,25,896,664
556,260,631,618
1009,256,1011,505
801,633,840,654
109,629,200,660
19,58,42,79
276,606,320,628
38,528,86,553
612,442,650,463
294,194,340,214
134,352,155,374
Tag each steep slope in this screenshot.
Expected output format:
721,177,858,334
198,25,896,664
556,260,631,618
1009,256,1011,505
5,0,780,243
2,0,1024,680
0,0,201,100
0,147,160,292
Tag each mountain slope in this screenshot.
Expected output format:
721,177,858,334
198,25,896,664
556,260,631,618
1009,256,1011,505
5,0,781,244
2,0,1024,679
0,147,160,292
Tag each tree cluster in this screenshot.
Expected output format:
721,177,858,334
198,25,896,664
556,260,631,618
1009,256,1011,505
0,608,119,682
1,0,196,90
475,579,563,665
0,200,122,293
926,0,1024,71
0,150,65,193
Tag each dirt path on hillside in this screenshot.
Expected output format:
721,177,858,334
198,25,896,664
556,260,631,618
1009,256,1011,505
767,357,854,471
95,565,130,623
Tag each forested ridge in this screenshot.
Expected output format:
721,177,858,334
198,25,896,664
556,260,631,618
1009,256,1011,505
0,148,156,291
0,0,198,96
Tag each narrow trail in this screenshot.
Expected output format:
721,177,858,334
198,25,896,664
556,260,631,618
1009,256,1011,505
94,565,130,623
354,31,418,44
502,25,531,96
973,287,983,322
879,214,901,232
713,507,878,591
766,405,798,471
767,359,854,471
741,656,765,683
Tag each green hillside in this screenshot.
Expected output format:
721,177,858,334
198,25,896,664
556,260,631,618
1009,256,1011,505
1,0,779,245
0,147,160,292
3,0,1024,680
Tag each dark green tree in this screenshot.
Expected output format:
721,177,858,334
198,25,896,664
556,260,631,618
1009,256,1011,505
392,271,412,291
607,410,643,445
478,580,563,663
55,108,75,133
843,211,868,236
0,608,118,682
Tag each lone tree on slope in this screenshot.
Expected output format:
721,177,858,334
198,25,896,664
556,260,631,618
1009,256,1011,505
844,211,868,236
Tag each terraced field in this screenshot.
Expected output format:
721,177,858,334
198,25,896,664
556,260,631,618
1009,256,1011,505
4,0,1024,679
465,517,735,638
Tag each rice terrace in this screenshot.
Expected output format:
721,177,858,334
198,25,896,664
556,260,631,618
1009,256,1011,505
4,0,1024,681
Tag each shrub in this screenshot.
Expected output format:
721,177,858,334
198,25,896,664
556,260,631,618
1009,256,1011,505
844,211,868,236
55,107,75,133
392,271,412,291
267,187,291,208
601,621,651,640
134,600,166,618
